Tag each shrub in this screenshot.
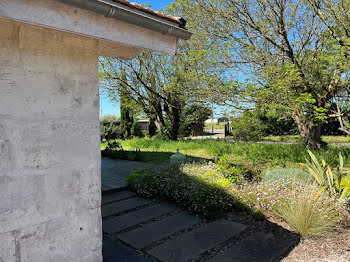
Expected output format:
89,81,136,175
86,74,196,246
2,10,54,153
230,111,265,141
100,123,121,141
277,187,339,238
180,104,212,137
127,163,259,219
105,141,123,151
217,154,262,183
131,121,143,138
262,168,311,184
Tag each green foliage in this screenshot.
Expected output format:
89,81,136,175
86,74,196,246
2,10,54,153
100,123,121,141
256,109,298,136
119,69,134,140
105,141,123,151
131,121,143,138
230,111,265,142
180,104,212,137
111,138,350,168
171,0,350,148
277,188,339,238
127,163,259,219
217,154,262,183
100,114,119,123
184,104,212,126
301,150,350,199
262,169,311,184
148,118,157,137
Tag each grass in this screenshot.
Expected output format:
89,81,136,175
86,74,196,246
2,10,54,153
263,135,350,144
102,138,350,169
277,187,339,238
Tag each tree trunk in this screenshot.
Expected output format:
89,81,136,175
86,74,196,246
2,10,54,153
293,110,326,149
169,105,181,140
293,111,308,139
306,124,325,149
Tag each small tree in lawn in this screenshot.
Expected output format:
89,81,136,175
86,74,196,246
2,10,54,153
131,121,143,138
181,104,212,136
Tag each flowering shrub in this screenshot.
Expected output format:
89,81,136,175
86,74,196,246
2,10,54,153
127,163,259,219
127,162,348,236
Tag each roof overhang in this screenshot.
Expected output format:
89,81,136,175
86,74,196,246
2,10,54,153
57,0,193,41
0,0,192,58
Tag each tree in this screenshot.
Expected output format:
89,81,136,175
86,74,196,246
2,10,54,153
100,114,121,141
119,69,134,139
100,114,119,124
148,117,157,137
180,104,212,136
172,0,350,148
131,121,143,138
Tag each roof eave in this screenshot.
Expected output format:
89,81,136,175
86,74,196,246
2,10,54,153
56,0,193,40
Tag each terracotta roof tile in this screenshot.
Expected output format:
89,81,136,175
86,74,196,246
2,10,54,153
110,0,184,26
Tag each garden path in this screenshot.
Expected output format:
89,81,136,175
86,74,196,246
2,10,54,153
101,157,298,262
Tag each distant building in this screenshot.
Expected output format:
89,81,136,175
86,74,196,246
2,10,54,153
138,120,150,131
205,117,229,124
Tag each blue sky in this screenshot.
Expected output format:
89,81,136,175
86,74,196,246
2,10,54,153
99,0,174,116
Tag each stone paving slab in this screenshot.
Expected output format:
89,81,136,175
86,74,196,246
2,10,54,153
102,197,155,218
118,211,202,249
102,184,114,192
103,202,178,234
103,236,152,262
102,157,152,191
102,191,137,205
208,232,294,262
148,219,247,262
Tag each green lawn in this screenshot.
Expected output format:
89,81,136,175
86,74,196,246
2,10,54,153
102,138,350,170
263,135,350,144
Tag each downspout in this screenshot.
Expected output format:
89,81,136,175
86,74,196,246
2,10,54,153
55,0,192,40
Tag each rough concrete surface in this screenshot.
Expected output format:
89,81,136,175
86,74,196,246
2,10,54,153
0,18,101,261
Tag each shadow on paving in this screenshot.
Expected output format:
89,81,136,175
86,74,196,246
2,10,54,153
101,155,300,262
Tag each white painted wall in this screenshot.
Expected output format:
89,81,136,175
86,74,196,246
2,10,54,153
0,18,102,261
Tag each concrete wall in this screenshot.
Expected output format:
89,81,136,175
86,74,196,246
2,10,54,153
0,18,102,261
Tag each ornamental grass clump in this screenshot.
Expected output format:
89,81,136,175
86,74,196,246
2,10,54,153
277,187,339,238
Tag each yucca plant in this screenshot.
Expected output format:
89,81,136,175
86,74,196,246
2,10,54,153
300,150,350,199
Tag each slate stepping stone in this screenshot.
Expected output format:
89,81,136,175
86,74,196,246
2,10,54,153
103,236,151,262
118,211,202,249
208,232,295,262
148,219,247,262
102,191,136,205
102,197,155,218
102,184,114,193
103,202,178,234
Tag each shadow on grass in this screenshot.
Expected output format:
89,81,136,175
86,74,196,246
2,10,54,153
101,149,211,165
126,163,300,260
